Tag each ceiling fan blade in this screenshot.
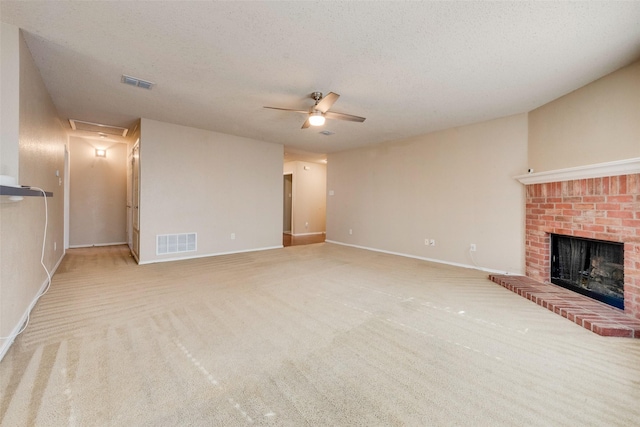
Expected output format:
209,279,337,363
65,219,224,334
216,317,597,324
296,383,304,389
301,119,311,129
263,106,309,114
324,111,366,123
314,92,340,113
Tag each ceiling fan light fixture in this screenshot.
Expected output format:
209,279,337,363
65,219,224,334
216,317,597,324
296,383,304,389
264,91,365,129
308,111,325,126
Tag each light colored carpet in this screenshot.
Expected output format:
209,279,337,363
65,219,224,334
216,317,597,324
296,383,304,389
2,243,640,426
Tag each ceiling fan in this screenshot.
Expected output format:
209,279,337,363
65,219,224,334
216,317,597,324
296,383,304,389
264,91,366,129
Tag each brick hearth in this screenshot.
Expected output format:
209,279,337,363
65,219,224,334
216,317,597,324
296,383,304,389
490,274,640,337
524,173,640,320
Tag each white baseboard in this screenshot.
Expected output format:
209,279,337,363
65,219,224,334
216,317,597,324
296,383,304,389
68,241,127,249
324,240,510,275
0,251,66,362
138,245,284,265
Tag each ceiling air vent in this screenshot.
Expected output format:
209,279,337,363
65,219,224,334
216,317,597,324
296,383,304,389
69,119,129,137
121,74,155,90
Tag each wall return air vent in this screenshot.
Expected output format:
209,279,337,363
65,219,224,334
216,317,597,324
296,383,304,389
69,119,129,137
157,233,197,255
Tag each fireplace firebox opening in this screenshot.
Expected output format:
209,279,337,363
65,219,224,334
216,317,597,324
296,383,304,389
550,234,624,309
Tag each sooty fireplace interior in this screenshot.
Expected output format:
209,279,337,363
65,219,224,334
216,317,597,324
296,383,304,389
551,234,624,309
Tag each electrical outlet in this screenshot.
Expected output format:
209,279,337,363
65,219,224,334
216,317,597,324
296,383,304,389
424,238,429,245
349,229,353,235
54,242,57,251
429,239,436,246
470,243,476,252
305,222,309,228
231,233,236,240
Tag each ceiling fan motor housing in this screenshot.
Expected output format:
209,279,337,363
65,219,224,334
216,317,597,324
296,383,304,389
311,92,323,105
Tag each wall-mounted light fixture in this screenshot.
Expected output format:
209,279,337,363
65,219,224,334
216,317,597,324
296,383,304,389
95,149,107,158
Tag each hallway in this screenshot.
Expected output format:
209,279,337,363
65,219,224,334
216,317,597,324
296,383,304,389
282,233,325,247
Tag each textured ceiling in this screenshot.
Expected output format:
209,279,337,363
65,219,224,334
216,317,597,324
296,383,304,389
2,1,640,156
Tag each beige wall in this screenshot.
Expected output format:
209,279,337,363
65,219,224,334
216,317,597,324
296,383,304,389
327,114,528,274
138,119,283,263
1,28,66,354
1,23,20,179
69,136,127,247
283,161,327,235
529,60,640,172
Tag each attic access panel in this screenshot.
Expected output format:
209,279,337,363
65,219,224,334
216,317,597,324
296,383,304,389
69,119,129,137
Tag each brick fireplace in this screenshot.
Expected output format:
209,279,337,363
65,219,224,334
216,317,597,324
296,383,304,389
524,173,640,320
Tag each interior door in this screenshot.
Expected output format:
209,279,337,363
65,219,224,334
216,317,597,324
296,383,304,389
129,143,140,261
283,174,292,233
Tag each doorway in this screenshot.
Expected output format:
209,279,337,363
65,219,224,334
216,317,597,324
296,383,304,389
281,162,327,247
127,142,140,261
283,173,292,234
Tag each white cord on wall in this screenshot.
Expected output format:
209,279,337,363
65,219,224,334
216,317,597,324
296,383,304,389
0,187,52,341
